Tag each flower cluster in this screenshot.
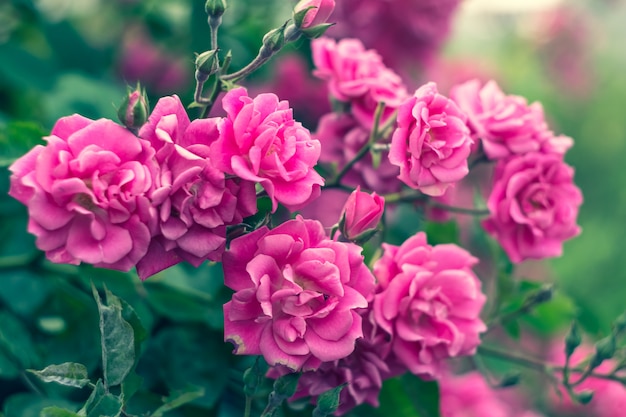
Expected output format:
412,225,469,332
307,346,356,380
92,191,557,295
9,88,323,279
449,79,583,263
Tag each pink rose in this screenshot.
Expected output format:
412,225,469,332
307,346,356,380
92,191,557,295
311,38,408,127
339,186,384,241
450,79,571,159
9,115,158,271
389,82,473,196
294,0,335,29
136,96,256,279
273,309,398,415
482,152,582,263
223,216,376,371
209,87,324,212
373,232,486,378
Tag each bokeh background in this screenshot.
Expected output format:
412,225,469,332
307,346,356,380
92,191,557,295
1,0,626,416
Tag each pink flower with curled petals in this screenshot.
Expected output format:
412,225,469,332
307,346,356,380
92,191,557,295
223,216,376,371
9,115,158,271
294,0,335,29
136,95,256,279
311,38,408,127
389,82,473,196
270,308,399,416
482,152,582,263
209,88,324,212
450,79,572,159
372,232,486,378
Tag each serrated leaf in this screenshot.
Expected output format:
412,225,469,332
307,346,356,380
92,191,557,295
79,379,122,417
92,285,135,388
28,362,90,388
40,407,81,417
149,386,205,417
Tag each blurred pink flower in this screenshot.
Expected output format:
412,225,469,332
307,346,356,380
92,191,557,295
118,25,190,94
440,371,543,417
482,152,582,263
389,82,473,196
329,0,462,80
316,112,401,194
136,95,256,279
450,80,572,159
373,232,486,378
9,115,158,271
209,87,324,212
339,186,384,241
223,216,376,371
312,37,408,127
294,0,335,29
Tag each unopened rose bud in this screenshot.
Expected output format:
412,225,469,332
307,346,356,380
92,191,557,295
575,390,594,405
338,186,385,241
591,335,616,368
205,0,226,19
260,26,285,58
564,322,582,357
117,86,149,131
293,0,335,29
195,49,219,82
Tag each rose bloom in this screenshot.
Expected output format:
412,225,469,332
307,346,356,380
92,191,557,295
223,216,376,371
373,232,486,378
294,0,335,29
389,82,473,197
9,115,158,271
311,37,408,127
273,308,398,416
136,95,256,279
440,371,544,417
450,79,572,159
482,152,582,263
339,186,384,241
317,112,401,194
209,87,324,212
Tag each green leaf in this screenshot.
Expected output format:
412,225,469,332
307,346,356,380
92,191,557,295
121,371,144,406
79,379,122,417
424,220,459,245
0,121,46,167
40,407,81,417
28,362,90,388
92,285,135,388
0,269,52,316
0,348,19,378
149,386,205,417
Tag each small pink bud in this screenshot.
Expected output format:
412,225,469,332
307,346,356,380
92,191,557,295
294,0,335,30
339,186,384,241
117,86,149,131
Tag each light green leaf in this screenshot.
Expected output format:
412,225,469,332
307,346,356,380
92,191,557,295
28,362,90,388
149,386,205,417
79,379,122,417
40,407,81,417
92,285,135,388
3,394,77,417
